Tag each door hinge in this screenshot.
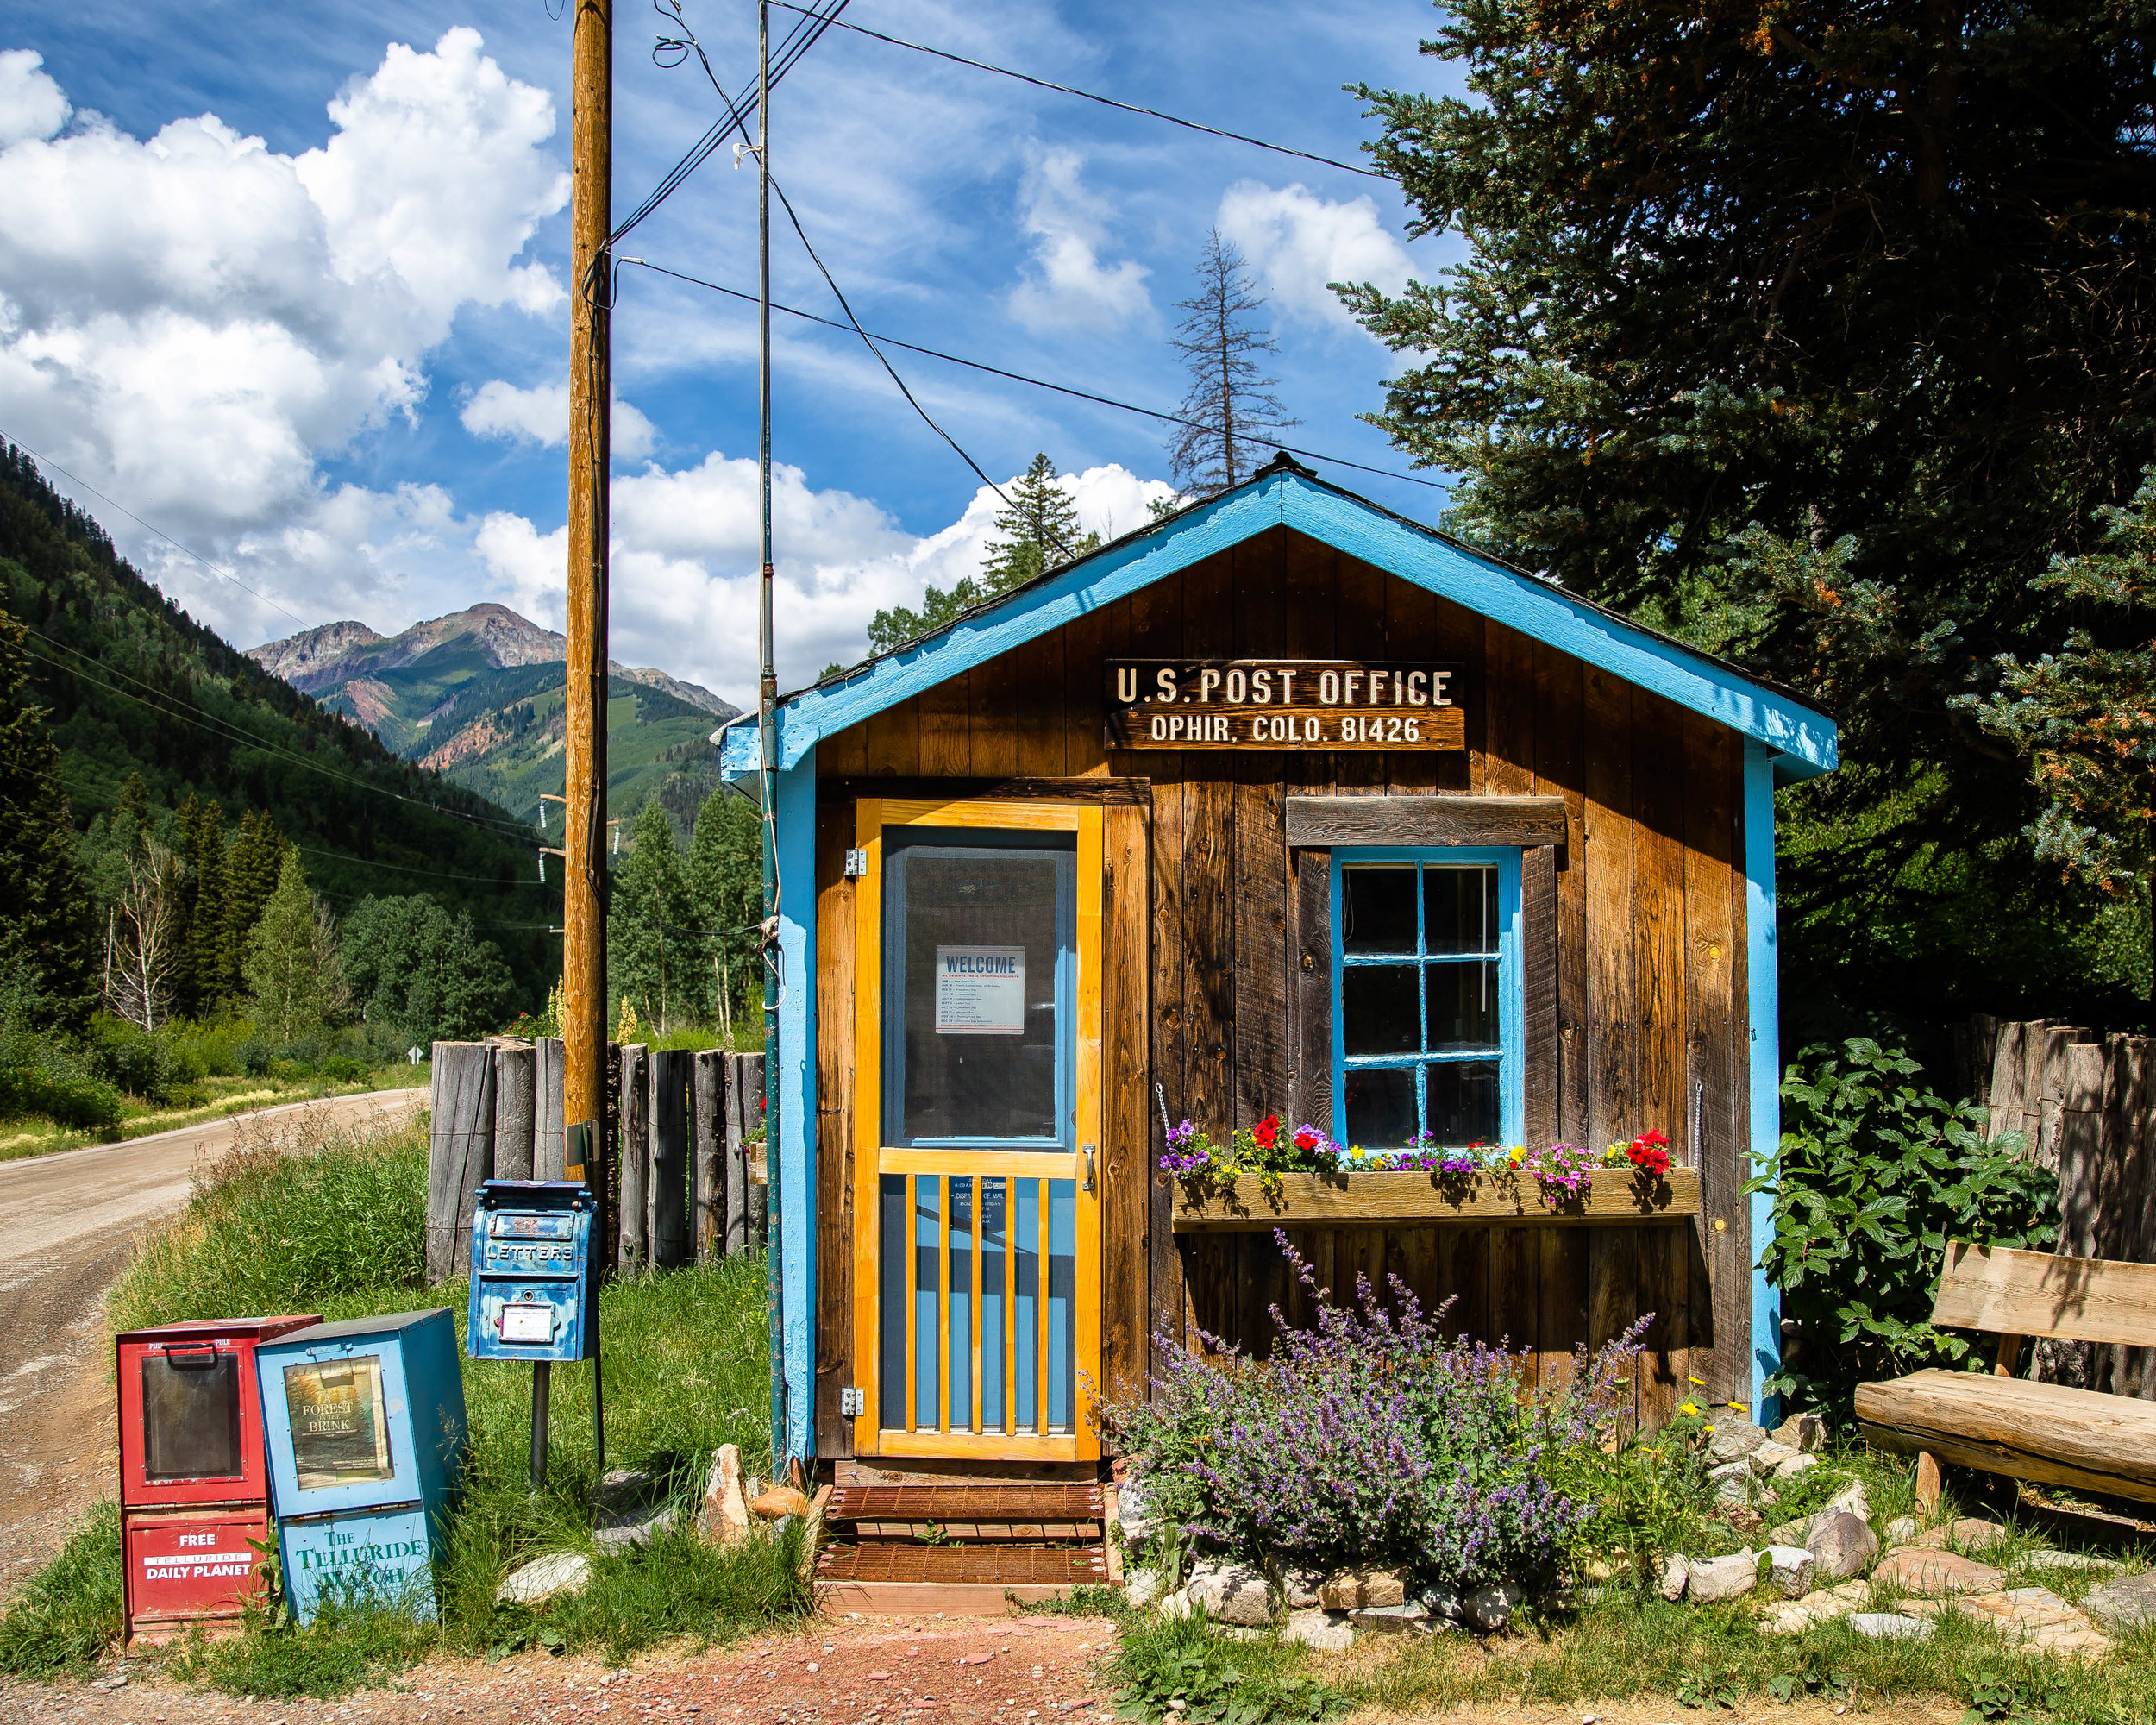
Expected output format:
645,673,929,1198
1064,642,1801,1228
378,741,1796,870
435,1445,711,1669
843,848,869,877
840,1386,866,1417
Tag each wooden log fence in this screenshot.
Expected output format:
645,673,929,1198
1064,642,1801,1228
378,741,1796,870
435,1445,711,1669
1959,1015,2156,1396
426,1040,768,1283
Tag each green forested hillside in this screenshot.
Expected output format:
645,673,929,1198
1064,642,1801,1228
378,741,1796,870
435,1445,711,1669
0,444,556,1009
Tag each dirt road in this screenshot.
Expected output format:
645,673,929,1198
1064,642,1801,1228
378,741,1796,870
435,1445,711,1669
0,1089,425,1565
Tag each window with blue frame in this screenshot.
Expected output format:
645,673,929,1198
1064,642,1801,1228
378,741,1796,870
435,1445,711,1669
1333,851,1524,1149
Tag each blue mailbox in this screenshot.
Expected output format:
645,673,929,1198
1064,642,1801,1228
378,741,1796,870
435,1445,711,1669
254,1309,466,1624
466,1180,597,1363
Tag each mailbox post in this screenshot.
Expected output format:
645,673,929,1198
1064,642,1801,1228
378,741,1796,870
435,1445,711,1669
466,1177,599,1488
115,1315,322,1645
254,1310,467,1624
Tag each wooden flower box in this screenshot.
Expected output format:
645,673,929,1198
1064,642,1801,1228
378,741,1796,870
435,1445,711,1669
1169,1166,1702,1233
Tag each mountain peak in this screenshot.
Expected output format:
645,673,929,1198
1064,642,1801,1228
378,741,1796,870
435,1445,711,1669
248,619,384,685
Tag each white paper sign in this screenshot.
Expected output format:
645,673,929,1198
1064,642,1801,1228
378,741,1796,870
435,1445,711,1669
500,1302,554,1343
935,944,1027,1035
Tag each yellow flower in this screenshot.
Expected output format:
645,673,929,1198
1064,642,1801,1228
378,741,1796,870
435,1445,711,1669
1727,1400,1745,1412
1507,1145,1526,1164
1688,1377,1706,1387
1679,1402,1701,1416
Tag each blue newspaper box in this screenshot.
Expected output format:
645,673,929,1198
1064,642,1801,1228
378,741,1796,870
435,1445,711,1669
254,1309,466,1624
466,1180,597,1363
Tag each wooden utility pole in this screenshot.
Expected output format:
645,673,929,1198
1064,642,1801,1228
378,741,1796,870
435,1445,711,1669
564,0,612,1155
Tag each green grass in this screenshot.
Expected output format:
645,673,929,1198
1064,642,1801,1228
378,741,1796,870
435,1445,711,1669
3,1111,805,1695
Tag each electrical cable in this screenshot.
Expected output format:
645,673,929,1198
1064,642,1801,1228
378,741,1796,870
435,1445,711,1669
762,0,1383,180
0,430,311,630
619,257,1451,494
767,178,1010,505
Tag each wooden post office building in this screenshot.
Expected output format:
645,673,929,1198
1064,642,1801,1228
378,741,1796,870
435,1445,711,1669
718,455,1838,1480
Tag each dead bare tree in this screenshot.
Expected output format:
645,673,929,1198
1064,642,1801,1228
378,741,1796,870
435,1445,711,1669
105,840,182,1033
1166,229,1298,499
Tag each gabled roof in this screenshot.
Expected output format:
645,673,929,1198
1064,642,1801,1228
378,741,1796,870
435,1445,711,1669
719,456,1838,783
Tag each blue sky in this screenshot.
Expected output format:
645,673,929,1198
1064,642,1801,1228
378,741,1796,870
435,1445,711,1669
0,0,1465,701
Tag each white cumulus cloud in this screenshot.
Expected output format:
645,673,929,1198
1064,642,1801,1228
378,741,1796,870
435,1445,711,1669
0,30,568,643
461,379,657,461
1007,149,1152,334
1215,180,1415,333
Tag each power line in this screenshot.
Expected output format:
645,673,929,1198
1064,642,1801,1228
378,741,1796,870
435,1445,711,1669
763,0,1383,180
619,257,1452,494
0,430,310,630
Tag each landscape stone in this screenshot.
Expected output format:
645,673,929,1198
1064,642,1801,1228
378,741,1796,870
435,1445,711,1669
1318,1570,1406,1610
1773,1453,1818,1481
1282,1570,1321,1609
1282,1609,1355,1652
1157,1586,1192,1621
1124,1568,1164,1609
496,1550,592,1606
1915,1517,2007,1554
1461,1581,1526,1633
1707,1420,1771,1465
1185,1561,1277,1628
1420,1584,1463,1622
1883,1516,1921,1545
1773,1410,1827,1453
1848,1612,1935,1640
1658,1553,1689,1603
2021,1550,2122,1576
1765,1519,1807,1548
1760,1579,1872,1633
594,1502,680,1552
1351,1602,1434,1634
1685,1552,1758,1604
704,1445,752,1548
1819,1478,1872,1523
1871,1547,2005,1596
593,1465,659,1509
2083,1571,2156,1634
1749,1440,1800,1477
751,1484,812,1521
1805,1510,1880,1582
1908,1588,2113,1659
1764,1545,1815,1599
1709,1460,1755,1502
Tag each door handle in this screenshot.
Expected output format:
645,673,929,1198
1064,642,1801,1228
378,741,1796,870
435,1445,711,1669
1081,1144,1095,1193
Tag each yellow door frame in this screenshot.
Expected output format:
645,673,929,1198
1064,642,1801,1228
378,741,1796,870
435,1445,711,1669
849,796,1105,1460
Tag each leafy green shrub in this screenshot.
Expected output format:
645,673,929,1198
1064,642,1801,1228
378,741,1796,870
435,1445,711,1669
1112,1609,1343,1723
1751,1038,2057,1421
87,1013,173,1101
0,958,121,1129
0,1501,122,1675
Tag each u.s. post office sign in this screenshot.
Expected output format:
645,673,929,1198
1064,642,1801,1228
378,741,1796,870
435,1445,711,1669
1104,659,1466,750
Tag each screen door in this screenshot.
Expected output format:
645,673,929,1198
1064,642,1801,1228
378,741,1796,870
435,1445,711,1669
850,798,1103,1460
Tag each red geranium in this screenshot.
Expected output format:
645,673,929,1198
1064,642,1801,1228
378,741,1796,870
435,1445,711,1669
1293,1123,1321,1152
1253,1113,1281,1151
1626,1129,1671,1177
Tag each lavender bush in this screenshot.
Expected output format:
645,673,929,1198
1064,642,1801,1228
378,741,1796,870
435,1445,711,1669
1106,1233,1643,1595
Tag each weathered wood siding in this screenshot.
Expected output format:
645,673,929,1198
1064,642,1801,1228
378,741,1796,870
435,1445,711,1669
811,525,1752,1450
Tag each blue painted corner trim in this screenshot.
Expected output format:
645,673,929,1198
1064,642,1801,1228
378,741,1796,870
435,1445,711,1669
774,745,818,1465
731,469,1838,781
1743,743,1783,1428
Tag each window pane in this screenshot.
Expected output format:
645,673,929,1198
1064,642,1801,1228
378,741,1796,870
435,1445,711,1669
141,1353,243,1483
1426,866,1497,956
1426,960,1500,1051
1342,964,1420,1055
1341,866,1417,954
893,848,1063,1140
1426,1061,1501,1145
1344,1066,1419,1145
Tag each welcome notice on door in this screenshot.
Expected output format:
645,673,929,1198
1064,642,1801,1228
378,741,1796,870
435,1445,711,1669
1103,659,1467,750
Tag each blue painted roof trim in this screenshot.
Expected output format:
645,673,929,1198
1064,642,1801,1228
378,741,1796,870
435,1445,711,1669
718,467,1839,781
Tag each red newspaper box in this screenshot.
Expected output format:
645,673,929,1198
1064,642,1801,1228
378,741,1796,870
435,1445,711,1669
116,1316,320,1643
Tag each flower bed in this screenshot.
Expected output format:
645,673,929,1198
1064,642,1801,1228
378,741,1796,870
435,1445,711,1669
1166,1120,1699,1231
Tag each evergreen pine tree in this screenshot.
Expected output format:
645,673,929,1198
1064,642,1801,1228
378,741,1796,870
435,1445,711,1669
607,800,698,1034
687,784,761,1036
241,850,347,1043
177,796,229,1019
223,810,287,997
1166,231,1297,499
0,601,91,1021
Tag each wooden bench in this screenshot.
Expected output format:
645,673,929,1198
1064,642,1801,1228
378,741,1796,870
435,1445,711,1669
1854,1240,2156,1509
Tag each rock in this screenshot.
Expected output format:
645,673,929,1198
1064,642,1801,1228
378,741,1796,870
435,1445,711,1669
752,1485,812,1521
1848,1612,1934,1640
1773,1453,1817,1481
1925,1588,2114,1659
1317,1570,1406,1610
1764,1545,1815,1599
1748,1440,1800,1477
496,1551,592,1606
1764,1520,1807,1548
1819,1479,1871,1523
1883,1516,1921,1546
594,1502,680,1553
1708,1460,1754,1502
1124,1568,1164,1609
2082,1571,2156,1634
1157,1586,1192,1621
1282,1609,1355,1652
1461,1581,1526,1634
1759,1603,1812,1636
1350,1602,1433,1634
1870,1548,2004,1597
1761,1579,1870,1634
704,1445,753,1548
1915,1517,2007,1554
2021,1550,2122,1576
1657,1553,1689,1603
1685,1552,1758,1604
1706,1419,1771,1465
1185,1561,1275,1628
592,1465,659,1509
1282,1570,1321,1609
1419,1584,1463,1622
1804,1510,1879,1582
1774,1410,1827,1452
